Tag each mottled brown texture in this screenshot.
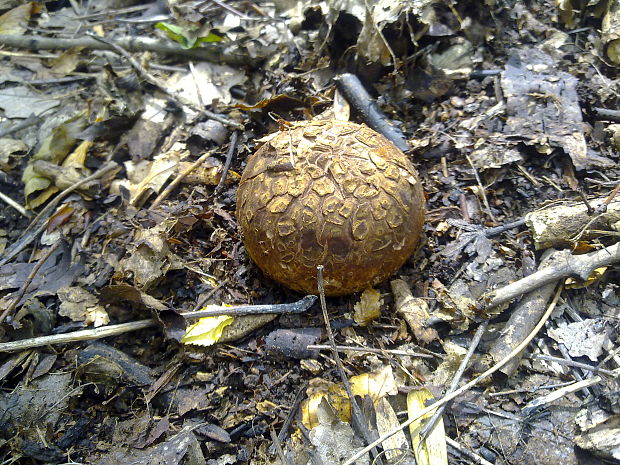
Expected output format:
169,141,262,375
236,119,425,296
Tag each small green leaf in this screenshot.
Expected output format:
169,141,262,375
196,32,224,44
155,22,195,49
155,22,223,49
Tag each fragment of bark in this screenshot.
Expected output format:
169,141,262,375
575,401,620,460
525,196,620,249
0,34,266,67
488,250,558,378
391,279,439,344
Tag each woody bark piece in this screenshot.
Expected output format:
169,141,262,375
391,279,438,344
525,197,620,249
488,251,557,378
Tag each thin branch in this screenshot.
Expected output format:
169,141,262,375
480,242,620,311
150,151,214,210
180,295,317,318
446,437,494,465
0,190,32,219
529,354,616,376
316,265,383,465
0,34,262,67
334,73,410,152
0,319,156,352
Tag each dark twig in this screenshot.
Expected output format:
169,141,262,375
181,295,317,318
214,131,239,194
316,265,383,465
0,241,62,325
592,107,620,122
419,320,489,440
192,280,228,312
334,73,410,152
270,427,291,465
0,162,118,267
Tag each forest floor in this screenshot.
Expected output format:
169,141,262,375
0,0,619,464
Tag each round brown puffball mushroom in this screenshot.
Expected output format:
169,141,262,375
236,119,425,296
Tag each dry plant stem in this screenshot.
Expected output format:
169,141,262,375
86,33,243,130
0,319,156,352
307,345,433,359
0,162,118,267
150,151,214,209
316,265,383,465
214,131,239,194
0,242,61,325
181,295,317,318
192,279,227,312
0,191,31,218
420,320,489,440
530,354,616,376
342,284,563,465
0,34,259,67
465,153,496,222
522,376,603,417
446,437,494,465
480,242,620,310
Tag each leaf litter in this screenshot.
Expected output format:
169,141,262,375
0,0,619,464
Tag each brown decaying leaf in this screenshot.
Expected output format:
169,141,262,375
391,279,439,344
0,2,40,35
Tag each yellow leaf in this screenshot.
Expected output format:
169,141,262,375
565,267,607,288
353,287,383,326
63,140,92,168
181,315,233,346
300,366,397,429
256,400,278,413
407,389,448,465
350,365,397,401
301,381,349,429
0,2,38,35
